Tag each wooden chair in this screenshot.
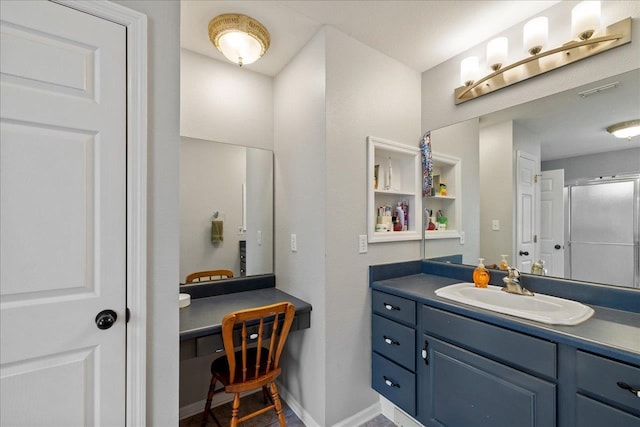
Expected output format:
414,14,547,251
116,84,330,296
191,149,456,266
201,302,295,427
185,269,234,283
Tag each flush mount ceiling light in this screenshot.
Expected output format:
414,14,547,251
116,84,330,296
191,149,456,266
606,120,640,140
208,13,270,67
455,1,632,104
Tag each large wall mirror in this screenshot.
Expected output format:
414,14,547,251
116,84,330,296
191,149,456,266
180,137,273,284
428,68,639,289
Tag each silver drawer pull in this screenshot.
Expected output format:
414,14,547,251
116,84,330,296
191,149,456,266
617,382,640,398
384,303,400,311
383,335,400,346
383,376,400,388
249,333,259,340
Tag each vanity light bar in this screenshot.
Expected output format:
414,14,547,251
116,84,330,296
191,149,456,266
578,81,621,98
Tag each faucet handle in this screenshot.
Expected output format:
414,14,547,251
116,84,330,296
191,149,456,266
507,267,520,279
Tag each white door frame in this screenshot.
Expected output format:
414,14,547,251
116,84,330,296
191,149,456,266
53,1,148,426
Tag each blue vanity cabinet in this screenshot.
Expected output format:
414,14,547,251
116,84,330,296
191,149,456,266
574,350,640,426
371,290,417,416
418,306,557,427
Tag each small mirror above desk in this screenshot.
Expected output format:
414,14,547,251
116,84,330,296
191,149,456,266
180,136,274,284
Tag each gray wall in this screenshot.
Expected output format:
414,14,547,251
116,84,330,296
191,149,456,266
479,121,514,266
113,1,180,426
542,147,640,184
422,1,640,132
274,29,328,425
274,25,422,426
180,49,274,151
427,120,480,265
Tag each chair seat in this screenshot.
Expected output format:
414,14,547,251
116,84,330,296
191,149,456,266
211,347,276,388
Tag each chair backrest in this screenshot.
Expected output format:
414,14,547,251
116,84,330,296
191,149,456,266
221,302,295,385
185,269,234,283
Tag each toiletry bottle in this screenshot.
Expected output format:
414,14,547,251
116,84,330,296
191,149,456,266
473,258,490,288
395,202,405,231
499,254,508,270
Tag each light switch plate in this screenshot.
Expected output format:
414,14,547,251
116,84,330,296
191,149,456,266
358,235,368,253
290,234,297,252
492,219,500,231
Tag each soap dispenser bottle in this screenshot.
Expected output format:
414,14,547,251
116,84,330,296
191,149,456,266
499,254,509,270
473,258,490,288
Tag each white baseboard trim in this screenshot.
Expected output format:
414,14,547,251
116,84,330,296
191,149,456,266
380,395,396,420
276,382,322,427
330,402,380,427
181,384,384,427
278,383,381,427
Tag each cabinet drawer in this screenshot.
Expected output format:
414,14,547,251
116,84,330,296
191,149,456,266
372,314,415,371
372,291,416,326
576,394,640,427
195,318,295,357
371,352,415,416
577,350,640,415
422,306,556,379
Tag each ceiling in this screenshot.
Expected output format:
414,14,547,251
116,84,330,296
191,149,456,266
181,1,639,161
482,69,640,161
181,1,560,76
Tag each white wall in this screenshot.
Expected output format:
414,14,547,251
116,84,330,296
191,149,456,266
422,1,640,131
274,29,328,426
179,138,246,280
427,120,480,264
274,25,423,426
479,121,514,265
246,147,274,275
113,1,180,426
324,26,422,426
181,48,274,150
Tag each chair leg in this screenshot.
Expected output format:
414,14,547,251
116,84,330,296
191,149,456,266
201,376,220,427
269,382,287,427
230,393,241,427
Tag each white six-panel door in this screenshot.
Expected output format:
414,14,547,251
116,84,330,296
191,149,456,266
1,1,127,425
540,169,565,277
516,151,538,273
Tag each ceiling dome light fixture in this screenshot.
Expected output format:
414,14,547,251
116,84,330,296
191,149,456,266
606,120,640,140
208,13,270,67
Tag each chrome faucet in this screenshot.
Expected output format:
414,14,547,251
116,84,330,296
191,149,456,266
501,267,534,296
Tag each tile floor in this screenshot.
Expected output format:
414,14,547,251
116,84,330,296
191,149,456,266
180,392,396,427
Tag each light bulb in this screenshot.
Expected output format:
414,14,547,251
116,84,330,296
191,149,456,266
486,37,508,71
460,56,479,87
572,1,601,40
523,17,548,55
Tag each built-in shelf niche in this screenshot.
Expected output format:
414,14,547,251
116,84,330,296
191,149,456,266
367,136,422,243
425,152,461,240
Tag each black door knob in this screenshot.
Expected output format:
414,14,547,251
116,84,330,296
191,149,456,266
95,309,117,330
554,244,562,250
519,250,529,256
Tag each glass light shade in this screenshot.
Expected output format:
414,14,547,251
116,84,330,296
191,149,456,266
607,120,640,139
217,31,263,66
572,1,601,40
460,56,480,86
523,17,548,55
486,37,508,71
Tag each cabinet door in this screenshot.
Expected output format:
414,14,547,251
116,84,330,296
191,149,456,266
419,335,555,427
576,395,640,427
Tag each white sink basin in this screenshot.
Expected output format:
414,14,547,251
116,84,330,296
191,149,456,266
435,283,594,325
